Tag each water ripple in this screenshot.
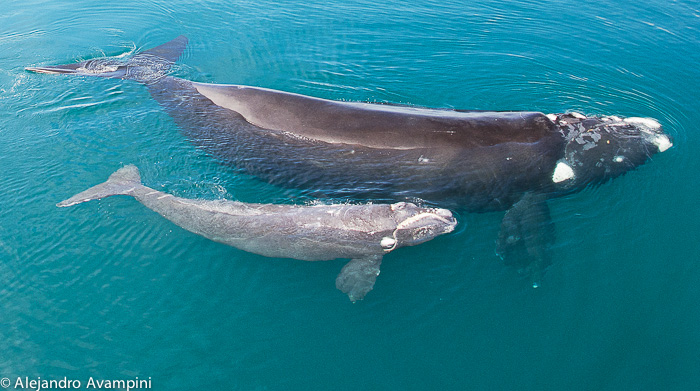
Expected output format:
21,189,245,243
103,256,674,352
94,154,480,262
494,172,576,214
1,0,698,388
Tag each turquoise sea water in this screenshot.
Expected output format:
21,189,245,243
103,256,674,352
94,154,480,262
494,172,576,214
1,0,698,389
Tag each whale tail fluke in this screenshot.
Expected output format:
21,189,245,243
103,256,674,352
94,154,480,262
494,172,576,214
139,35,189,63
57,165,142,208
26,35,188,82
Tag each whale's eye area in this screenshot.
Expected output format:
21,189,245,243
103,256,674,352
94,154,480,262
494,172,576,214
390,202,409,211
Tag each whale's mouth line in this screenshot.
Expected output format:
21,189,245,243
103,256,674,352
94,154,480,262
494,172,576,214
383,211,456,252
396,212,456,231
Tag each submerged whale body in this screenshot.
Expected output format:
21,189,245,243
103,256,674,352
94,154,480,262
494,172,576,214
29,36,673,286
58,165,457,302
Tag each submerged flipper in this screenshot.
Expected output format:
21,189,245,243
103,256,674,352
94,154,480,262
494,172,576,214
335,255,383,302
496,192,554,287
26,36,188,82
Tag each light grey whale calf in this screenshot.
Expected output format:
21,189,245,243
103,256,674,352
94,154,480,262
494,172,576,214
58,165,457,301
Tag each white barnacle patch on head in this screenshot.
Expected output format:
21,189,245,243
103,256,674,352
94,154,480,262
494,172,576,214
653,134,672,152
613,155,625,163
624,117,661,131
570,112,586,119
380,237,397,249
418,156,430,163
552,161,575,183
546,114,557,122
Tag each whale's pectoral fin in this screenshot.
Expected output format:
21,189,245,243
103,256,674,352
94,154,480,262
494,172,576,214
496,192,554,288
335,255,383,302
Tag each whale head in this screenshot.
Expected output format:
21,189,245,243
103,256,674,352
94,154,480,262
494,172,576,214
548,113,672,190
384,202,457,249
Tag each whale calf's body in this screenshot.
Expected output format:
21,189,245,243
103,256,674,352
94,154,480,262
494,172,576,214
30,36,672,285
58,165,456,301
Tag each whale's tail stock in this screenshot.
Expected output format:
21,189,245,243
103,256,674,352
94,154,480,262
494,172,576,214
26,36,188,82
57,165,142,208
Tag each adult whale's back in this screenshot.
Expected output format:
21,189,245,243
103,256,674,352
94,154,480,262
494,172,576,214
191,83,554,149
27,36,564,210
149,76,564,210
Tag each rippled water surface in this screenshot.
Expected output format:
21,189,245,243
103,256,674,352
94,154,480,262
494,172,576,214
1,0,698,390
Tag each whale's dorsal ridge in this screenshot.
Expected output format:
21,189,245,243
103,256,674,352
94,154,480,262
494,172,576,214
193,82,554,150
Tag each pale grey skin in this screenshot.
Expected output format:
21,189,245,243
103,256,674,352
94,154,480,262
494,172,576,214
58,165,457,302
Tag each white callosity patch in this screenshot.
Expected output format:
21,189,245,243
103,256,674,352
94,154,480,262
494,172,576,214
570,112,586,119
613,155,625,163
623,117,672,152
652,134,672,152
380,237,396,249
552,161,575,183
546,114,557,122
624,117,662,130
602,115,622,123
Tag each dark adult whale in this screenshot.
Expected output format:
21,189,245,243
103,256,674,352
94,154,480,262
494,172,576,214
57,165,457,302
29,36,672,285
